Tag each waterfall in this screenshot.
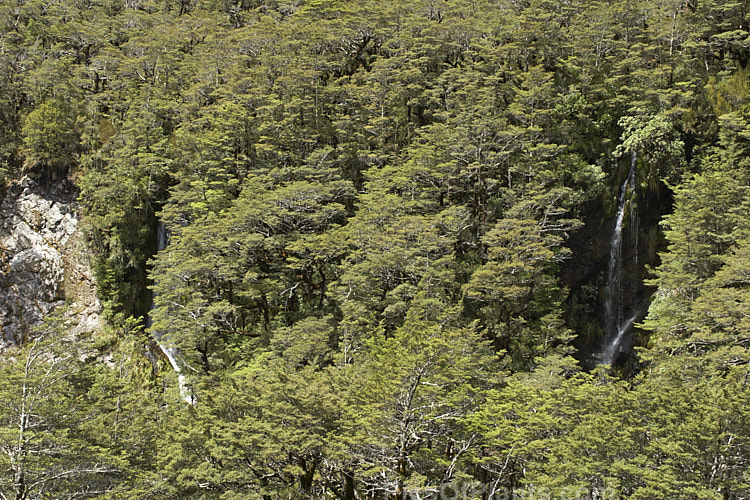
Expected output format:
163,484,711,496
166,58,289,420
599,152,637,366
149,221,194,404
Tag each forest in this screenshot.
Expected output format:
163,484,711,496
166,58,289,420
0,0,749,498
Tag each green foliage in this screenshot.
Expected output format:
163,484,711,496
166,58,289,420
20,98,79,173
2,0,750,497
0,316,122,499
643,132,750,364
616,110,686,186
462,216,574,369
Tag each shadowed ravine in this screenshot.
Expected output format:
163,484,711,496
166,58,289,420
148,221,194,404
599,152,637,366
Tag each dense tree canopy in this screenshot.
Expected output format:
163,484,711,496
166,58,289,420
0,0,749,498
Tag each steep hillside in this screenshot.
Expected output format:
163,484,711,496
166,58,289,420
0,1,748,498
0,176,100,349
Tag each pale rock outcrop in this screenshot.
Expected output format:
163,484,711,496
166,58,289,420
0,177,101,348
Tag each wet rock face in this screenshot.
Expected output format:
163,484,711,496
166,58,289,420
0,177,101,347
562,180,671,369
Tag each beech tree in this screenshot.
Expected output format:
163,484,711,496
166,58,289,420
0,320,121,500
1,0,750,497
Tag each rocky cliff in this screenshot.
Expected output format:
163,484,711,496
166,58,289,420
0,177,101,349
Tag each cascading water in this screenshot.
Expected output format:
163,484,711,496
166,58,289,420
599,152,637,366
149,221,194,404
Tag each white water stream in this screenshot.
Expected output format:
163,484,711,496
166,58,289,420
149,221,194,404
599,153,637,366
